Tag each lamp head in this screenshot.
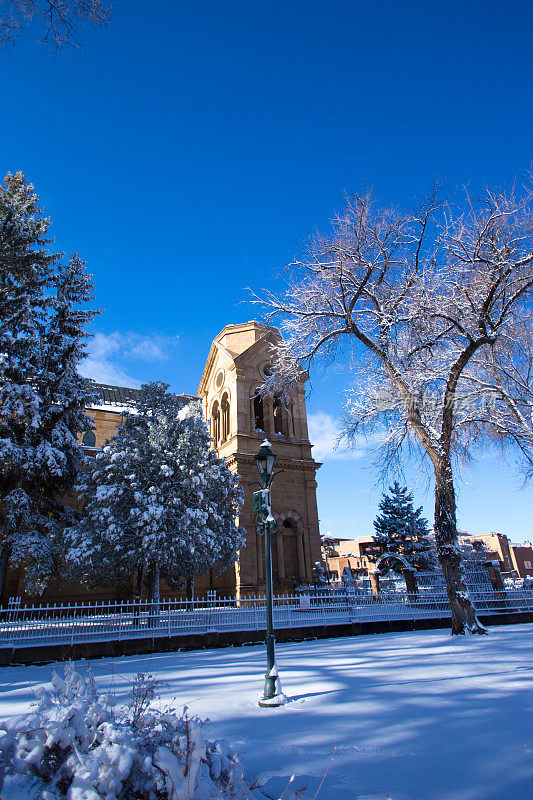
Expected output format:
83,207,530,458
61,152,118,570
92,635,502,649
254,439,277,488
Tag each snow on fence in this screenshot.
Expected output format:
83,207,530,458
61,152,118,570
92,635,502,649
0,588,532,651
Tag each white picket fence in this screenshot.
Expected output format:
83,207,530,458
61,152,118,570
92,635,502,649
0,588,532,650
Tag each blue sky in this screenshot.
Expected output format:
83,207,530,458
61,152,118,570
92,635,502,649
2,0,532,542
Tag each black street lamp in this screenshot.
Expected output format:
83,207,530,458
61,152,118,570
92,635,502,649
253,439,286,707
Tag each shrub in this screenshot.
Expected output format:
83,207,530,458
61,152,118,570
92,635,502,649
0,663,253,799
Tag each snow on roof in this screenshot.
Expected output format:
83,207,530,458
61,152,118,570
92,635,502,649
91,383,141,407
87,382,198,411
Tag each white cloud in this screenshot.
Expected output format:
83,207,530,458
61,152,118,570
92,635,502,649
128,339,168,361
79,358,141,388
79,331,179,388
308,411,377,461
88,332,177,362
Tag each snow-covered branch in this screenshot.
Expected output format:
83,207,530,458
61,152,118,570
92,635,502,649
0,0,110,49
255,181,533,634
66,382,246,600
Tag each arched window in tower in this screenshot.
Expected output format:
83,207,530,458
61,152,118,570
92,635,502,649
82,430,96,448
282,519,299,580
221,393,230,442
252,392,264,431
273,394,288,436
211,401,220,445
287,403,295,436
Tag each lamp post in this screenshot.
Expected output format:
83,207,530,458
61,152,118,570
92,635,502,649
253,439,286,707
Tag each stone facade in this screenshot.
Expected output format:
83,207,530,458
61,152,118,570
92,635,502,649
197,322,322,596
1,321,323,602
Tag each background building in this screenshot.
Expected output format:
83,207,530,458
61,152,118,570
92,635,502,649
322,529,533,588
1,322,323,602
458,532,533,580
321,534,376,581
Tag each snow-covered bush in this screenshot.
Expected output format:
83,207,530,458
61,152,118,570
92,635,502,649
66,382,246,601
0,664,254,800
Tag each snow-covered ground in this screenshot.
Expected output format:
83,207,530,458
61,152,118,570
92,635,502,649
1,624,532,800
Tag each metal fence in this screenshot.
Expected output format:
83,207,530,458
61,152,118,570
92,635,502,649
1,587,532,651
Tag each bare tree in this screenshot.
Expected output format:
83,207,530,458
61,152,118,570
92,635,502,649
256,184,533,634
0,0,110,49
471,322,533,480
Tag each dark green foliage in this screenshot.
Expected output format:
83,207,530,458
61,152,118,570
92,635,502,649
0,172,98,595
67,382,246,601
371,481,435,572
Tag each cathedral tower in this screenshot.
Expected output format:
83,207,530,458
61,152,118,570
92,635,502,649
197,321,322,596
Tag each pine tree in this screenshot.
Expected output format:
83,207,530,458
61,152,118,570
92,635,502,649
66,382,246,601
371,481,435,572
0,172,97,596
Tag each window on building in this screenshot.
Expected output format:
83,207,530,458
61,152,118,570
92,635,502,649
525,560,532,569
273,394,287,436
221,393,230,442
212,401,220,445
282,518,299,579
253,393,264,431
82,430,96,448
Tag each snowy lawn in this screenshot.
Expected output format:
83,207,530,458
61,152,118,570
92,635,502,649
1,624,532,800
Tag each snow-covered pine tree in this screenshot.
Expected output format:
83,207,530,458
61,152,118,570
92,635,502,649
0,172,97,596
371,481,435,572
66,382,246,602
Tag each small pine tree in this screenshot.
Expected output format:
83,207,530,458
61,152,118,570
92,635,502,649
0,173,97,596
66,382,246,601
371,481,435,572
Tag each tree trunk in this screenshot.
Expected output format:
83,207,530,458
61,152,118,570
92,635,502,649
133,565,144,622
186,576,194,602
0,542,12,601
146,563,160,628
147,564,160,603
434,460,486,635
136,565,145,601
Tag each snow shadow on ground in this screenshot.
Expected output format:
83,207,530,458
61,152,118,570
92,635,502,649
0,625,532,800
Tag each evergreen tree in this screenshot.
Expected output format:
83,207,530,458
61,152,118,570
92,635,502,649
66,382,246,601
0,172,97,595
371,481,435,572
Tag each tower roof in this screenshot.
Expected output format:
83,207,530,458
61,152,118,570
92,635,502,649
197,321,281,397
214,321,280,356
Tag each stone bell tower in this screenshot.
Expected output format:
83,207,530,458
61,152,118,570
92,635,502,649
197,321,322,596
